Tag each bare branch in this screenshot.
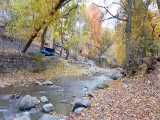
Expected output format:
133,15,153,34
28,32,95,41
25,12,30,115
93,3,127,21
61,0,72,7
62,4,78,18
120,0,128,11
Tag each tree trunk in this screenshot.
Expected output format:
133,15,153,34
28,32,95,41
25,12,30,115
60,48,63,56
40,25,48,50
125,0,133,71
22,0,70,53
157,0,160,12
65,49,69,60
22,29,40,53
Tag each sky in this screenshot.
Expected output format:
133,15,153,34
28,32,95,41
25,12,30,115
86,0,120,29
85,0,159,29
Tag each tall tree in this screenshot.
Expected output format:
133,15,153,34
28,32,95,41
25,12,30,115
22,0,72,53
82,4,103,58
125,0,133,70
8,0,84,55
157,0,160,12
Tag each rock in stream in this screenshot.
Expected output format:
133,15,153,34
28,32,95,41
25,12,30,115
42,103,54,113
72,98,91,113
18,95,40,111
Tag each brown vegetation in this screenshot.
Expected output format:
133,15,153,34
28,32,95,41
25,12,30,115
69,60,160,120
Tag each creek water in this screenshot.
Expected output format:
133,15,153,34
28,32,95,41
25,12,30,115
0,69,118,120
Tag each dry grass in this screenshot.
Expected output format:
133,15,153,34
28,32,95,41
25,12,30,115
0,57,89,87
42,59,89,80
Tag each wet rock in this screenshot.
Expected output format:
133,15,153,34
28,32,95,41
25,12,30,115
82,87,89,97
10,94,21,100
15,112,31,120
40,96,49,103
42,81,54,86
85,60,96,67
72,98,91,112
29,108,40,114
94,76,111,90
97,83,109,89
106,68,123,80
42,103,54,113
86,92,94,98
50,85,62,89
82,88,94,98
18,95,40,111
110,72,123,80
34,81,43,86
74,107,85,114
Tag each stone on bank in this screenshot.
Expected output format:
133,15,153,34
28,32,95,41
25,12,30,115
72,98,91,112
42,103,54,113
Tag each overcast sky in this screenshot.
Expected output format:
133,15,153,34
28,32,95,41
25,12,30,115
85,0,159,29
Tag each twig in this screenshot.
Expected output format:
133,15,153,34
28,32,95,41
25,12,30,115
93,3,127,22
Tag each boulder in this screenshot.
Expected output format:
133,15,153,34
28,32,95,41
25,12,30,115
34,81,43,86
72,98,91,112
106,69,123,80
86,91,94,98
97,83,109,89
111,72,122,80
74,107,85,114
42,103,54,113
18,95,40,111
85,60,96,67
42,81,54,86
10,94,21,100
50,85,62,89
40,96,49,103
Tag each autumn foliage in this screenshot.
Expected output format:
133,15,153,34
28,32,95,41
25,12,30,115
86,4,103,58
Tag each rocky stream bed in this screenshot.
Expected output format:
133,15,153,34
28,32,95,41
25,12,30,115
0,63,123,120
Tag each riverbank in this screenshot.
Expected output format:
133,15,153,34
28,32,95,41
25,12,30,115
0,56,93,88
0,56,123,120
69,61,160,120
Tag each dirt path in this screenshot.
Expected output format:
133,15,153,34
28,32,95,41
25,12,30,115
69,62,160,120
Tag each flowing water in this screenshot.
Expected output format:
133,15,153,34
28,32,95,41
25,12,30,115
0,70,118,120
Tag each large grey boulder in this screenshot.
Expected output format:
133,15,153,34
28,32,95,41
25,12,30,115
93,76,112,90
42,103,54,113
106,68,123,80
72,98,91,112
74,107,85,114
110,70,123,80
18,95,40,111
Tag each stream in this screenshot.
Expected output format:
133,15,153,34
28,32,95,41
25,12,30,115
0,67,122,120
